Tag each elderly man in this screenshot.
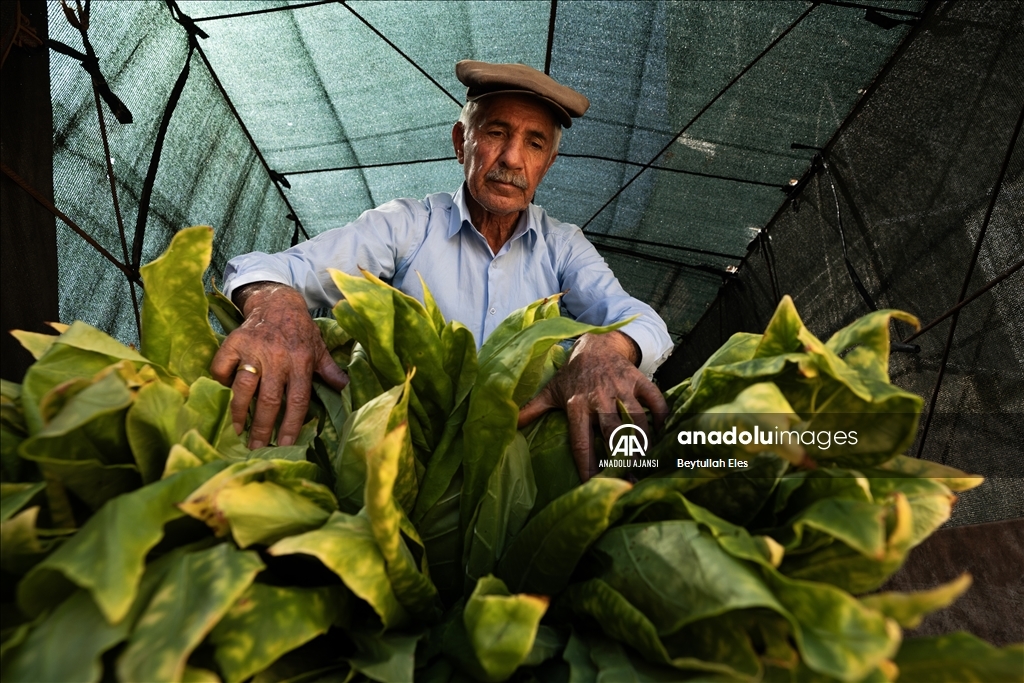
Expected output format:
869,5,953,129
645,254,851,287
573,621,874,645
212,61,673,480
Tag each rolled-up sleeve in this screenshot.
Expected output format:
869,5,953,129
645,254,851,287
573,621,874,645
222,199,427,309
557,229,673,377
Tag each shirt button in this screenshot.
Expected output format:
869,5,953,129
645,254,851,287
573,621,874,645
489,308,496,315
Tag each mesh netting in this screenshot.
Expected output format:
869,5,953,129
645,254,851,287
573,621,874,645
42,0,1020,525
659,0,1024,525
47,0,926,344
48,0,293,345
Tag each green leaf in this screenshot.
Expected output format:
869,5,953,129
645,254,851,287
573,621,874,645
210,583,342,683
788,498,889,559
465,432,536,590
779,492,916,594
416,464,464,600
417,272,447,332
525,411,581,516
391,285,452,437
442,321,479,410
349,630,423,683
824,310,920,388
18,322,179,434
313,379,351,463
4,580,117,682
347,342,386,411
0,482,46,522
761,566,900,681
565,578,757,679
689,332,763,388
461,575,548,683
179,376,245,455
208,279,244,333
139,226,221,384
183,666,222,682
126,380,186,483
364,425,440,621
330,269,405,385
522,625,567,667
9,330,60,360
571,631,689,683
681,452,789,527
117,542,264,683
860,574,971,629
477,294,563,366
562,629,598,683
669,297,924,471
178,459,324,537
18,362,147,510
162,443,206,477
462,314,625,564
666,382,807,467
865,477,956,548
216,481,332,548
592,520,899,681
893,632,1024,683
334,383,405,513
0,506,61,575
591,521,783,635
755,296,807,358
871,456,982,493
2,540,203,683
268,511,411,630
18,461,228,623
19,365,135,467
3,541,206,683
497,477,632,595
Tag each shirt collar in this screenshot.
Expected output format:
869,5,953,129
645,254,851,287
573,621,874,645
449,183,537,245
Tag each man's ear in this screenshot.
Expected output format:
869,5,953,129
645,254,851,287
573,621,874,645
452,122,465,164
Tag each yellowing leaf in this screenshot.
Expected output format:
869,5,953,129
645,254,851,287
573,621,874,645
139,226,220,384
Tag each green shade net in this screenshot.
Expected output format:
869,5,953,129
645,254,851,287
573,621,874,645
48,0,921,345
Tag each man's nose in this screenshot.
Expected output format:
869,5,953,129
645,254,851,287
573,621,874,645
498,137,525,169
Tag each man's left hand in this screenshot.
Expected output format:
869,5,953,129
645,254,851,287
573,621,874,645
517,331,668,481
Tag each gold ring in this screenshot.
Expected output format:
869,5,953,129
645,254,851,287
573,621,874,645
240,364,259,375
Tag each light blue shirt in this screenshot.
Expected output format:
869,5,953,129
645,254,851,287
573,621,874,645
223,185,673,376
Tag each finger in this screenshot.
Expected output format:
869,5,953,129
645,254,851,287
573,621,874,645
229,363,261,434
248,371,284,450
635,377,669,431
316,352,349,391
594,395,622,455
277,369,312,447
517,386,557,429
566,397,594,482
210,341,242,385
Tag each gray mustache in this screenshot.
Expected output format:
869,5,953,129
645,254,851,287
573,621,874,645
486,167,528,190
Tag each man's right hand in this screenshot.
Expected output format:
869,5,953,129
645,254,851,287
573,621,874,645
209,282,348,449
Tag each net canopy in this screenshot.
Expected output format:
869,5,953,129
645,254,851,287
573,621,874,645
36,0,1022,525
47,0,926,344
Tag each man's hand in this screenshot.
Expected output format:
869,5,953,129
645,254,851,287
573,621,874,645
517,331,667,481
209,283,348,449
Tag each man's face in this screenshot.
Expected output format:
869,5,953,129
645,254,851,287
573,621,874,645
452,94,560,217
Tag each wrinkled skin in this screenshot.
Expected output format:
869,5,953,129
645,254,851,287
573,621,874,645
209,284,347,449
452,93,558,251
517,331,667,481
211,93,667,467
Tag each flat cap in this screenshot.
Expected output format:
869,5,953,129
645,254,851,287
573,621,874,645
455,60,589,128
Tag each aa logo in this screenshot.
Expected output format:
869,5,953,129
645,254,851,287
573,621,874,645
608,424,648,458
